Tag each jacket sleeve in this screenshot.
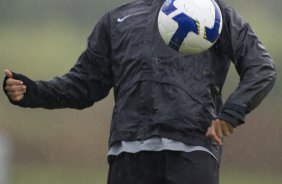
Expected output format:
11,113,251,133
4,13,113,109
217,1,276,127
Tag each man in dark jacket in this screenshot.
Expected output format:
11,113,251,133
3,0,276,183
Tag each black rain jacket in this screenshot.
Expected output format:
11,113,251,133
4,0,276,159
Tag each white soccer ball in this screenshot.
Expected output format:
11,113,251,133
158,0,223,55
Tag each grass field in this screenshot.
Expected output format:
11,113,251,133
10,165,108,184
9,164,282,184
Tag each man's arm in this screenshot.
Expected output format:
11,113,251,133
3,13,113,109
206,1,276,144
217,2,276,127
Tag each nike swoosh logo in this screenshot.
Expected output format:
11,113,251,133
117,11,147,23
117,14,132,22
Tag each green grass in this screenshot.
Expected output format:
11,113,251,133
10,164,282,184
220,168,282,184
0,22,89,79
11,164,108,184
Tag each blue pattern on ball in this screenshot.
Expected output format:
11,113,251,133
162,0,198,51
205,0,221,43
169,13,198,51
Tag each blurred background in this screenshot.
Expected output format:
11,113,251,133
0,0,281,183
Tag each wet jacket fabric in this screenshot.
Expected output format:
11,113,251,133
4,0,276,159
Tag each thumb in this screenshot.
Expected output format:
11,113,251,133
4,69,13,78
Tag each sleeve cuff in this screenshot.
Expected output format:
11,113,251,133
217,104,248,127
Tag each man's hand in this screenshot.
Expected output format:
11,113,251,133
4,69,26,102
206,119,235,145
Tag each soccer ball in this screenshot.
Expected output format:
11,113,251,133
158,0,223,55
